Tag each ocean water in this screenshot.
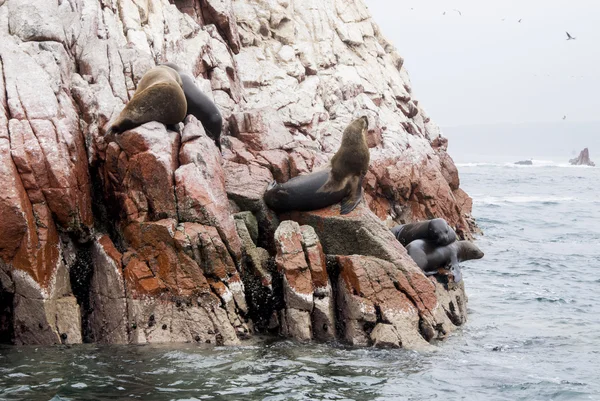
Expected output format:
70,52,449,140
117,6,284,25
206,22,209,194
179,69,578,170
1,162,599,401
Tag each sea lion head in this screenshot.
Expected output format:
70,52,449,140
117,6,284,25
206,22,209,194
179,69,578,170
161,62,181,73
429,218,457,245
106,116,136,137
349,115,369,136
459,241,484,261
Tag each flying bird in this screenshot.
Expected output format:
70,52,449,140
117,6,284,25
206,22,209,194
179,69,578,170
453,9,462,16
518,19,522,23
566,32,576,40
562,115,567,120
442,11,446,15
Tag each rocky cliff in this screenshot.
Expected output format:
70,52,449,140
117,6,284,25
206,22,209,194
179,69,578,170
0,0,476,348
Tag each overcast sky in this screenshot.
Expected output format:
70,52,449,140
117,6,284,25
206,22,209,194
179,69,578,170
366,0,600,127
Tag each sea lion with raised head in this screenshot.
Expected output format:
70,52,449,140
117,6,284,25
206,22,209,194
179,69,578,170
107,65,187,136
161,62,223,150
264,116,370,215
391,218,457,247
405,239,484,282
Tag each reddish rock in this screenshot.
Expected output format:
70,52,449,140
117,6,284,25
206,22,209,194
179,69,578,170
336,255,429,349
300,225,336,341
198,0,242,54
369,154,473,239
275,221,314,315
229,108,294,151
104,123,180,223
257,149,291,182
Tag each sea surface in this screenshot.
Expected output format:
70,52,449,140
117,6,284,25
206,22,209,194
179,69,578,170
1,161,599,401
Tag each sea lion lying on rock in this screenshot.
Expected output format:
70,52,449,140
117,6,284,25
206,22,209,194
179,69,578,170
405,239,484,282
107,65,187,136
161,62,223,150
391,218,457,247
263,116,370,215
107,63,223,150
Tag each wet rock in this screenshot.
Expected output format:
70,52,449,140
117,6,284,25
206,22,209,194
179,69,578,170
370,323,401,348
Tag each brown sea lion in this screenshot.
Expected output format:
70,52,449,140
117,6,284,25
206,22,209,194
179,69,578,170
263,116,370,215
405,239,484,282
391,218,457,247
161,62,223,150
106,65,187,135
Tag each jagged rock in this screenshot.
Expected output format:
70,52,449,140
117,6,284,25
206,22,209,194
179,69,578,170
274,221,314,341
88,236,128,344
287,203,466,347
0,0,476,346
569,148,595,166
234,211,258,245
370,323,401,348
234,213,273,330
300,226,336,342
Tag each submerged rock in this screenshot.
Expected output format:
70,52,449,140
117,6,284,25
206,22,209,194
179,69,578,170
0,0,476,347
569,148,595,167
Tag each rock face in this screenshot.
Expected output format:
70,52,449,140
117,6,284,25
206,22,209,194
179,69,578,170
569,148,595,167
0,0,476,347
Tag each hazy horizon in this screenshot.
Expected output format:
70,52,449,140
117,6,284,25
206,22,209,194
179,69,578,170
366,0,600,127
442,121,600,163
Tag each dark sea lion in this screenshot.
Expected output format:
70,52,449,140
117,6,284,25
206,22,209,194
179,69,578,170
161,62,223,150
107,65,187,135
391,218,457,247
405,239,484,282
264,116,370,215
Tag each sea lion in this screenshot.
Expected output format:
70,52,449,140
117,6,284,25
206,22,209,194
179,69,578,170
107,65,187,135
161,62,223,150
391,218,457,247
264,116,370,215
405,239,484,282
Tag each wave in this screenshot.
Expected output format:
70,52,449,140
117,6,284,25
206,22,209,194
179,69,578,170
475,196,577,205
456,160,596,168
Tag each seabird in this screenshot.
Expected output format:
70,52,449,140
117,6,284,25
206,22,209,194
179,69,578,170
566,32,576,40
453,9,462,16
518,19,522,23
563,115,567,120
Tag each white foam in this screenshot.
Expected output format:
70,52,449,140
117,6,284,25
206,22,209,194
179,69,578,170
456,160,596,169
476,196,577,205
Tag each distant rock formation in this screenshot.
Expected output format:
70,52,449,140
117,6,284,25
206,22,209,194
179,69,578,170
569,148,596,166
515,160,533,165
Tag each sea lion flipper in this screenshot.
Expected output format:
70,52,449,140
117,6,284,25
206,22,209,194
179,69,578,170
450,264,462,282
340,175,364,215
